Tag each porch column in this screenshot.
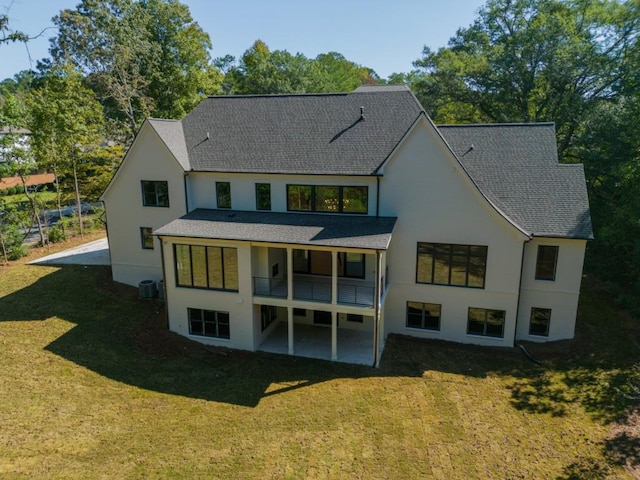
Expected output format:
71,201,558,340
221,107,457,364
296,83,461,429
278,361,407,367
287,306,294,355
331,311,338,361
373,250,382,367
287,248,294,355
331,250,338,305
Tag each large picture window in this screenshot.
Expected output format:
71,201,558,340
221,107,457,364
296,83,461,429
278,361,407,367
188,308,230,339
292,250,366,279
175,244,238,291
417,242,487,288
467,307,505,338
141,180,169,207
529,307,551,336
535,245,558,281
406,302,441,331
286,185,367,214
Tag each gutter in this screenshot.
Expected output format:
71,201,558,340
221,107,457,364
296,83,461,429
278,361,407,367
513,237,532,347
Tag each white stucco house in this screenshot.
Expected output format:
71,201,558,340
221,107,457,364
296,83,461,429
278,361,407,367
101,85,592,366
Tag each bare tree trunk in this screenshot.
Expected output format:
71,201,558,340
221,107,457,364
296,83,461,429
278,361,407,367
72,157,83,237
53,166,65,237
0,232,8,265
19,175,46,247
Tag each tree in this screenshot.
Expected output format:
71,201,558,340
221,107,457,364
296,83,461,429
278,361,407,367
0,14,28,45
27,64,104,238
50,0,221,142
412,0,638,156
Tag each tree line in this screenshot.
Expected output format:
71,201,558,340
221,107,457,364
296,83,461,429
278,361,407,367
1,0,638,306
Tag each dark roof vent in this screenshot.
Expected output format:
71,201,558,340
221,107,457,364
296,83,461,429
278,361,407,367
461,144,474,157
360,106,365,120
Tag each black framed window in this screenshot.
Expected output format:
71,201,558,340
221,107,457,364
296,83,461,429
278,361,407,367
417,242,487,288
261,305,277,331
141,180,169,207
140,227,154,249
216,181,231,209
293,308,306,316
347,314,364,323
188,308,230,339
174,244,238,291
292,250,366,278
467,307,505,338
535,245,558,280
406,302,441,331
255,183,271,210
529,307,551,336
313,310,332,325
286,185,367,214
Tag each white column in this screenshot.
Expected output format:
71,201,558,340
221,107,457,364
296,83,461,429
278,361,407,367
287,306,294,355
286,248,294,355
331,250,338,305
331,310,338,361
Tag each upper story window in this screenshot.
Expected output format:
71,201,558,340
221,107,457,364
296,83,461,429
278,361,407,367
292,250,365,279
174,244,238,292
141,180,169,207
416,242,487,288
256,183,271,210
535,245,558,280
286,185,368,214
216,181,231,209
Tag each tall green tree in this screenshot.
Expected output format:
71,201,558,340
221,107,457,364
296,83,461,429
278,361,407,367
412,0,638,156
50,0,221,141
27,64,104,237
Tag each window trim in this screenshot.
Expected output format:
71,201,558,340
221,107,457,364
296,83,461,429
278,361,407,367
141,180,169,207
466,307,505,338
174,244,238,292
529,307,551,337
140,227,154,250
406,301,441,331
216,181,231,209
416,242,487,289
286,184,368,214
188,307,230,339
255,183,271,211
535,245,558,281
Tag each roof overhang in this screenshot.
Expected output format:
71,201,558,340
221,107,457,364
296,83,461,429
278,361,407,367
154,209,397,250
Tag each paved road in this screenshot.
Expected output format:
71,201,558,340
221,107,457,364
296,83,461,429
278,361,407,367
28,238,110,266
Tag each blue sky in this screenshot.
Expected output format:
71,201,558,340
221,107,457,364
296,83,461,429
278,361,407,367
1,0,486,81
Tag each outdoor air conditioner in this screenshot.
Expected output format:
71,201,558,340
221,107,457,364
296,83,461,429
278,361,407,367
138,280,157,299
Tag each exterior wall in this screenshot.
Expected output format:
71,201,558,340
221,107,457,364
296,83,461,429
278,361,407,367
379,119,527,347
516,238,586,342
103,124,187,287
187,172,378,215
161,236,255,351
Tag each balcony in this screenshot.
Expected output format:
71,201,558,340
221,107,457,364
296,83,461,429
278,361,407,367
253,275,375,307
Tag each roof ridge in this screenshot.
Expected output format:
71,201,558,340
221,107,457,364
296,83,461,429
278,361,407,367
437,122,555,128
205,92,350,99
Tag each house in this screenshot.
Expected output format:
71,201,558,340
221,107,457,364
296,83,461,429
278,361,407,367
0,126,30,163
100,85,592,366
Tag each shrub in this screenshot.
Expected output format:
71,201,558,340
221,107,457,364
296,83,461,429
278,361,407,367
7,243,28,260
48,225,66,244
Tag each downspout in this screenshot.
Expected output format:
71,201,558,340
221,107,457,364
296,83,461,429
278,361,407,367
376,176,380,217
183,172,190,214
513,238,532,347
372,250,381,367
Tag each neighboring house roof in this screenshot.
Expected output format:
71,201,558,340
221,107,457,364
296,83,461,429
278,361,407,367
179,86,423,175
0,173,55,190
154,209,397,250
439,124,593,239
0,127,30,135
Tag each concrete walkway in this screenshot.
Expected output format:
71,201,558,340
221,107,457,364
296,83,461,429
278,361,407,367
28,237,110,266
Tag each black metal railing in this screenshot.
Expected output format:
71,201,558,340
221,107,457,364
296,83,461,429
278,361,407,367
292,279,332,303
338,283,375,307
253,277,287,298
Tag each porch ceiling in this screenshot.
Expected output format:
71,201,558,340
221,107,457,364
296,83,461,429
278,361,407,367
154,209,396,250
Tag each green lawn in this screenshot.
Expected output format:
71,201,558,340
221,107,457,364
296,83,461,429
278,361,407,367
0,260,638,479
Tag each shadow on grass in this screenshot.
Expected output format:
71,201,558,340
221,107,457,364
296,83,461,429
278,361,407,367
0,264,535,408
1,265,638,421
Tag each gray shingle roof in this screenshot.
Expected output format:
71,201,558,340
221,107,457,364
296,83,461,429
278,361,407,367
154,209,397,250
147,119,189,170
180,88,423,175
439,124,593,239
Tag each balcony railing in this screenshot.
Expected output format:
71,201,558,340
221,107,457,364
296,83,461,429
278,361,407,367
253,277,287,298
253,275,375,307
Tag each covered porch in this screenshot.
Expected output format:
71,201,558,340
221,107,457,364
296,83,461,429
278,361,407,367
258,322,377,366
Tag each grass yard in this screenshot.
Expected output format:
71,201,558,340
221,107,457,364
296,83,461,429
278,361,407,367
0,250,639,479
